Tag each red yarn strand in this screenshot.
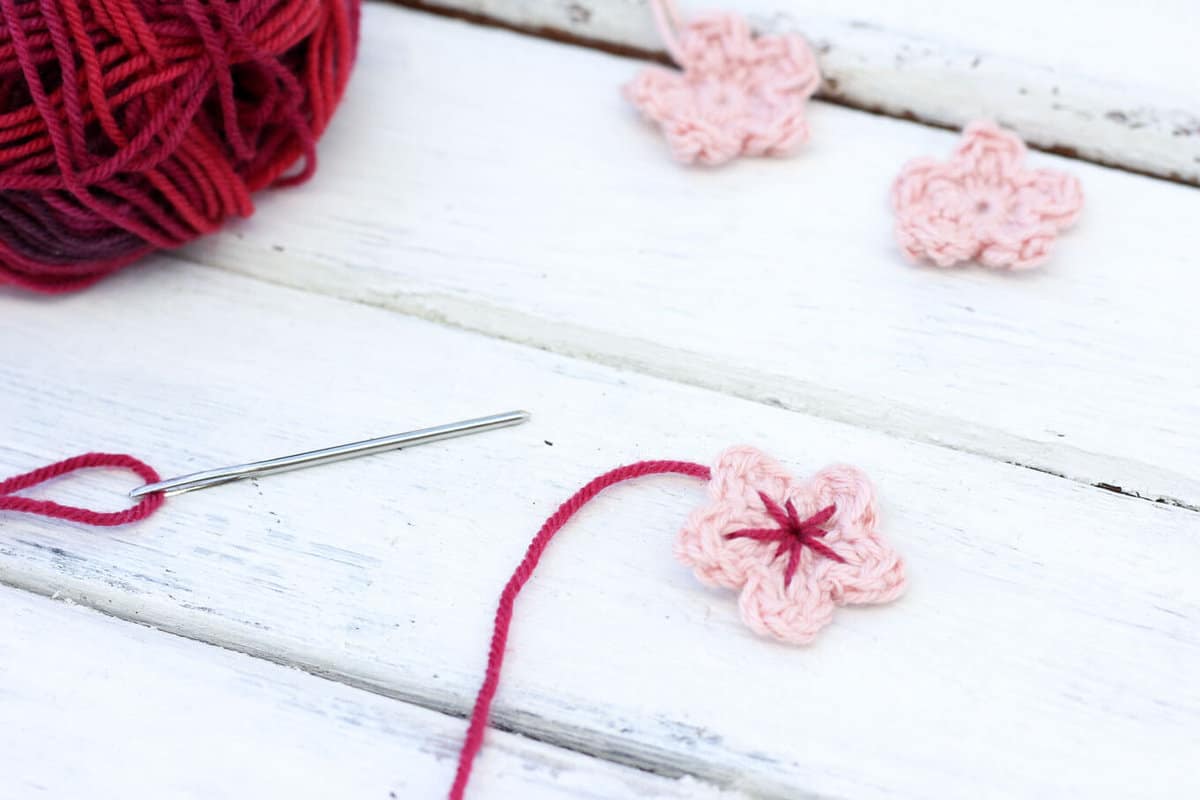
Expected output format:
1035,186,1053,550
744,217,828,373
0,452,164,525
448,459,711,800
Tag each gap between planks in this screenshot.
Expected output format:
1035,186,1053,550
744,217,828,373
0,573,761,799
0,583,746,800
188,257,1200,517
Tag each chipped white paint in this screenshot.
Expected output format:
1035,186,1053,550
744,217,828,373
189,6,1200,508
0,586,736,800
1,264,1197,799
403,0,1200,183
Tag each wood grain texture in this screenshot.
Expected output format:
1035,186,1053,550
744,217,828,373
188,5,1200,509
397,0,1200,183
0,586,735,800
1,264,1197,799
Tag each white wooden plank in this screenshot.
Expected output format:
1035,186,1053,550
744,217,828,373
187,5,1200,509
0,586,734,800
1,263,1197,799
400,0,1200,183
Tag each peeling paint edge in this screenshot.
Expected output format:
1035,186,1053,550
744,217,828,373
385,0,1200,188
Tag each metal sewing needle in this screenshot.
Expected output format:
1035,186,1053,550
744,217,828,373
129,410,531,498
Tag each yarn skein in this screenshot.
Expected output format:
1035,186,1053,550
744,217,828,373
0,0,361,293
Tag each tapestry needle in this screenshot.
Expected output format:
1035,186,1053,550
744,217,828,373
129,410,531,498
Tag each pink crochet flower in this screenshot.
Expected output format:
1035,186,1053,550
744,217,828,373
625,4,820,166
891,121,1084,270
676,447,905,644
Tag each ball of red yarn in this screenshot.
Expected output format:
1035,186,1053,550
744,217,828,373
0,0,361,293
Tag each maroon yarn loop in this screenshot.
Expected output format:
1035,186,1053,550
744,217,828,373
0,452,164,525
0,0,362,293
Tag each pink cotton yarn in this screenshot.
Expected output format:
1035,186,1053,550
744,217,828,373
676,447,906,644
891,121,1084,270
625,0,820,165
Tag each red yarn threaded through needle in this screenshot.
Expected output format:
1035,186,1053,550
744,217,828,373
449,459,711,800
0,452,164,525
0,0,361,293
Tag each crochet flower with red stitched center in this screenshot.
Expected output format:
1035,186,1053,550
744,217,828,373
676,447,906,644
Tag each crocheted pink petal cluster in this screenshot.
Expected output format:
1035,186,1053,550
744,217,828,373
676,446,906,644
891,121,1084,270
625,13,820,166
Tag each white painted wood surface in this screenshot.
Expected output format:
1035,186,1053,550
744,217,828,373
190,6,1200,509
1,264,1197,799
2,5,1198,799
403,0,1200,183
0,586,734,799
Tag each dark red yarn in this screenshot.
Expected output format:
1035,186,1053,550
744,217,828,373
449,459,712,800
725,492,843,588
0,0,361,293
0,452,164,524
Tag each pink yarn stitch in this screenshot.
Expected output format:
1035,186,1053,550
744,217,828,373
676,447,905,644
624,0,820,165
891,121,1084,270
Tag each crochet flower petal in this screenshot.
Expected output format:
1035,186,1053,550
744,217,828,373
803,466,905,606
891,160,980,267
625,68,699,126
758,35,821,97
676,12,755,74
792,464,879,534
742,106,810,158
954,120,1027,182
666,104,753,165
976,220,1061,270
1024,168,1085,229
737,564,837,644
676,446,796,588
974,170,1083,270
626,69,746,165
